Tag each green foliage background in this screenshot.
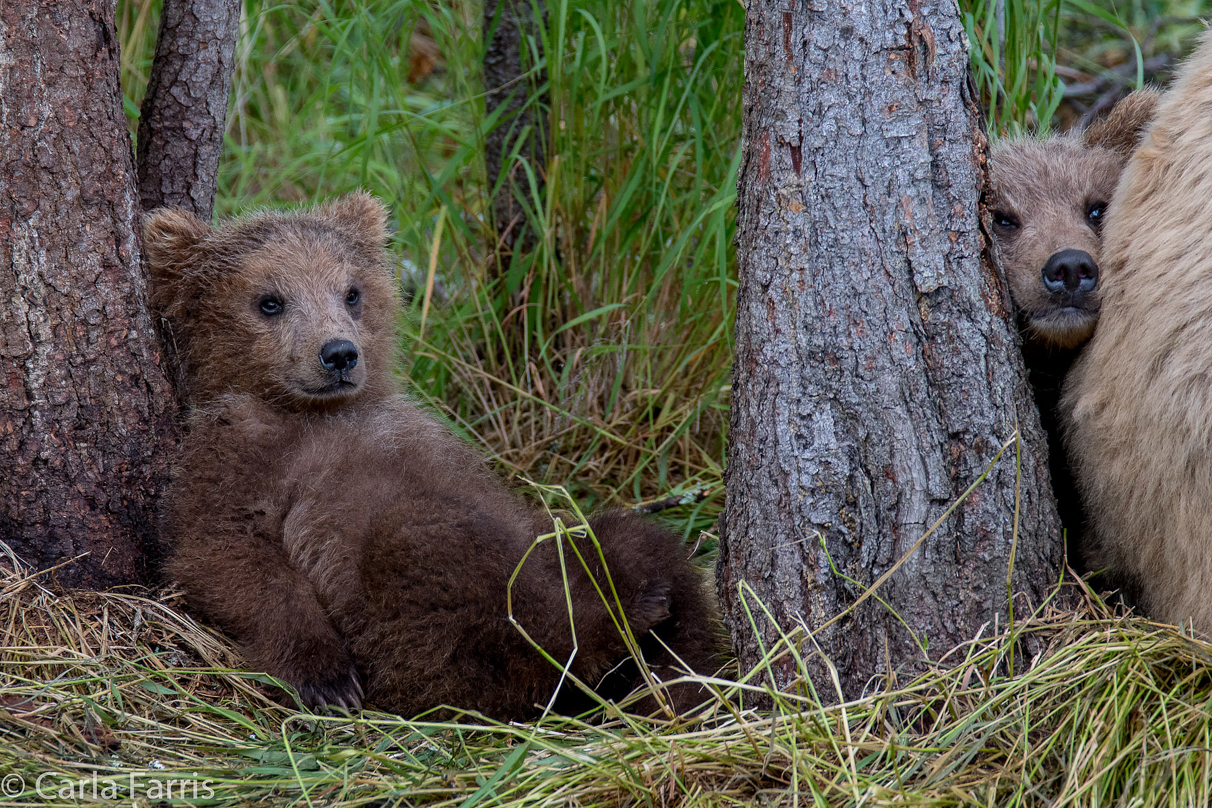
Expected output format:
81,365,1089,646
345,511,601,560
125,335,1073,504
115,0,1207,531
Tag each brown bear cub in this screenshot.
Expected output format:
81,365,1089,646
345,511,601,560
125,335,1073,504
1064,33,1212,636
990,90,1158,354
988,90,1157,564
146,194,718,718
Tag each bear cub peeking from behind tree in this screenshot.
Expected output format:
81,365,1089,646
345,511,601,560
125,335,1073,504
146,193,718,719
987,90,1157,562
989,90,1158,355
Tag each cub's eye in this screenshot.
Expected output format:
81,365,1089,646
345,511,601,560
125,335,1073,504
345,288,361,306
1087,202,1107,229
992,211,1020,232
258,296,283,316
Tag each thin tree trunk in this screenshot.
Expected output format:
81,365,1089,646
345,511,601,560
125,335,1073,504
482,0,546,270
0,0,176,587
718,0,1063,699
136,0,242,220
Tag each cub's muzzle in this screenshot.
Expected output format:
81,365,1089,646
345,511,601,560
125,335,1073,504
1042,249,1099,296
320,339,359,372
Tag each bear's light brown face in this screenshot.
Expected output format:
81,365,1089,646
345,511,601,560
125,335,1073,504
990,138,1127,350
145,193,398,411
223,239,373,407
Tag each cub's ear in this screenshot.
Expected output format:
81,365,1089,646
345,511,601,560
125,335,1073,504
143,207,210,275
322,192,389,248
142,207,211,321
1083,89,1161,156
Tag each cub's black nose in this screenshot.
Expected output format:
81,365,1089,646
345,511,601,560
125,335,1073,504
1042,249,1099,295
319,340,359,371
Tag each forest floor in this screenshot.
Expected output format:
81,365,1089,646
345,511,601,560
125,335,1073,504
5,540,1212,807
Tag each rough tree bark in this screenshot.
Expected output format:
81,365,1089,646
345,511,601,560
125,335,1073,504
482,0,546,268
0,0,176,587
137,0,241,401
717,0,1064,699
137,0,242,219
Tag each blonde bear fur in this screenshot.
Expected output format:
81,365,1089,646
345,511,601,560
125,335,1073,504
1063,33,1212,630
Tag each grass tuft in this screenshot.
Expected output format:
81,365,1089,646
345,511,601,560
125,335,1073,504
5,542,1212,806
962,0,1067,136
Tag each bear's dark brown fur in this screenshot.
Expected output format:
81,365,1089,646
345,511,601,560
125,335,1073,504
987,91,1157,563
147,194,719,718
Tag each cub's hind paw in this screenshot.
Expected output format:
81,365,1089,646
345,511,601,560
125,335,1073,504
265,643,363,711
629,579,672,632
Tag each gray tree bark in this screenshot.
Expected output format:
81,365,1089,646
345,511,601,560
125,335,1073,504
482,0,546,269
136,0,241,220
717,0,1064,699
0,0,176,587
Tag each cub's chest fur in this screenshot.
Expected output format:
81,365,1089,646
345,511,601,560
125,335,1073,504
189,393,521,563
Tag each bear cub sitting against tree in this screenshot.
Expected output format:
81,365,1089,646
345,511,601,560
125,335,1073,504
146,193,717,718
987,90,1157,561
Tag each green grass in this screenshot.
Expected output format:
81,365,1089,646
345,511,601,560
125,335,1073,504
961,0,1211,136
4,544,1212,807
962,0,1067,134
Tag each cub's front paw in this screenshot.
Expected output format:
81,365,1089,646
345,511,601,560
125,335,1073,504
295,665,364,712
259,638,364,711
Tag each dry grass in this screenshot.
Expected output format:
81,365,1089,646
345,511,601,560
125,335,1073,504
5,537,1212,807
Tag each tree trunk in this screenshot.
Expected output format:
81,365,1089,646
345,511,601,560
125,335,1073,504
0,0,175,587
717,0,1063,699
482,0,546,270
136,0,241,220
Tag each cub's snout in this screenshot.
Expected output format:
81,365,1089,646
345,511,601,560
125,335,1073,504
1041,248,1099,296
320,339,359,372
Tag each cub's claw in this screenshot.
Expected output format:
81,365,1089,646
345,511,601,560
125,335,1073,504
292,664,363,711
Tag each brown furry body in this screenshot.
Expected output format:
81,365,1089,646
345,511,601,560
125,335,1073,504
148,195,718,717
988,92,1156,560
1063,33,1212,632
